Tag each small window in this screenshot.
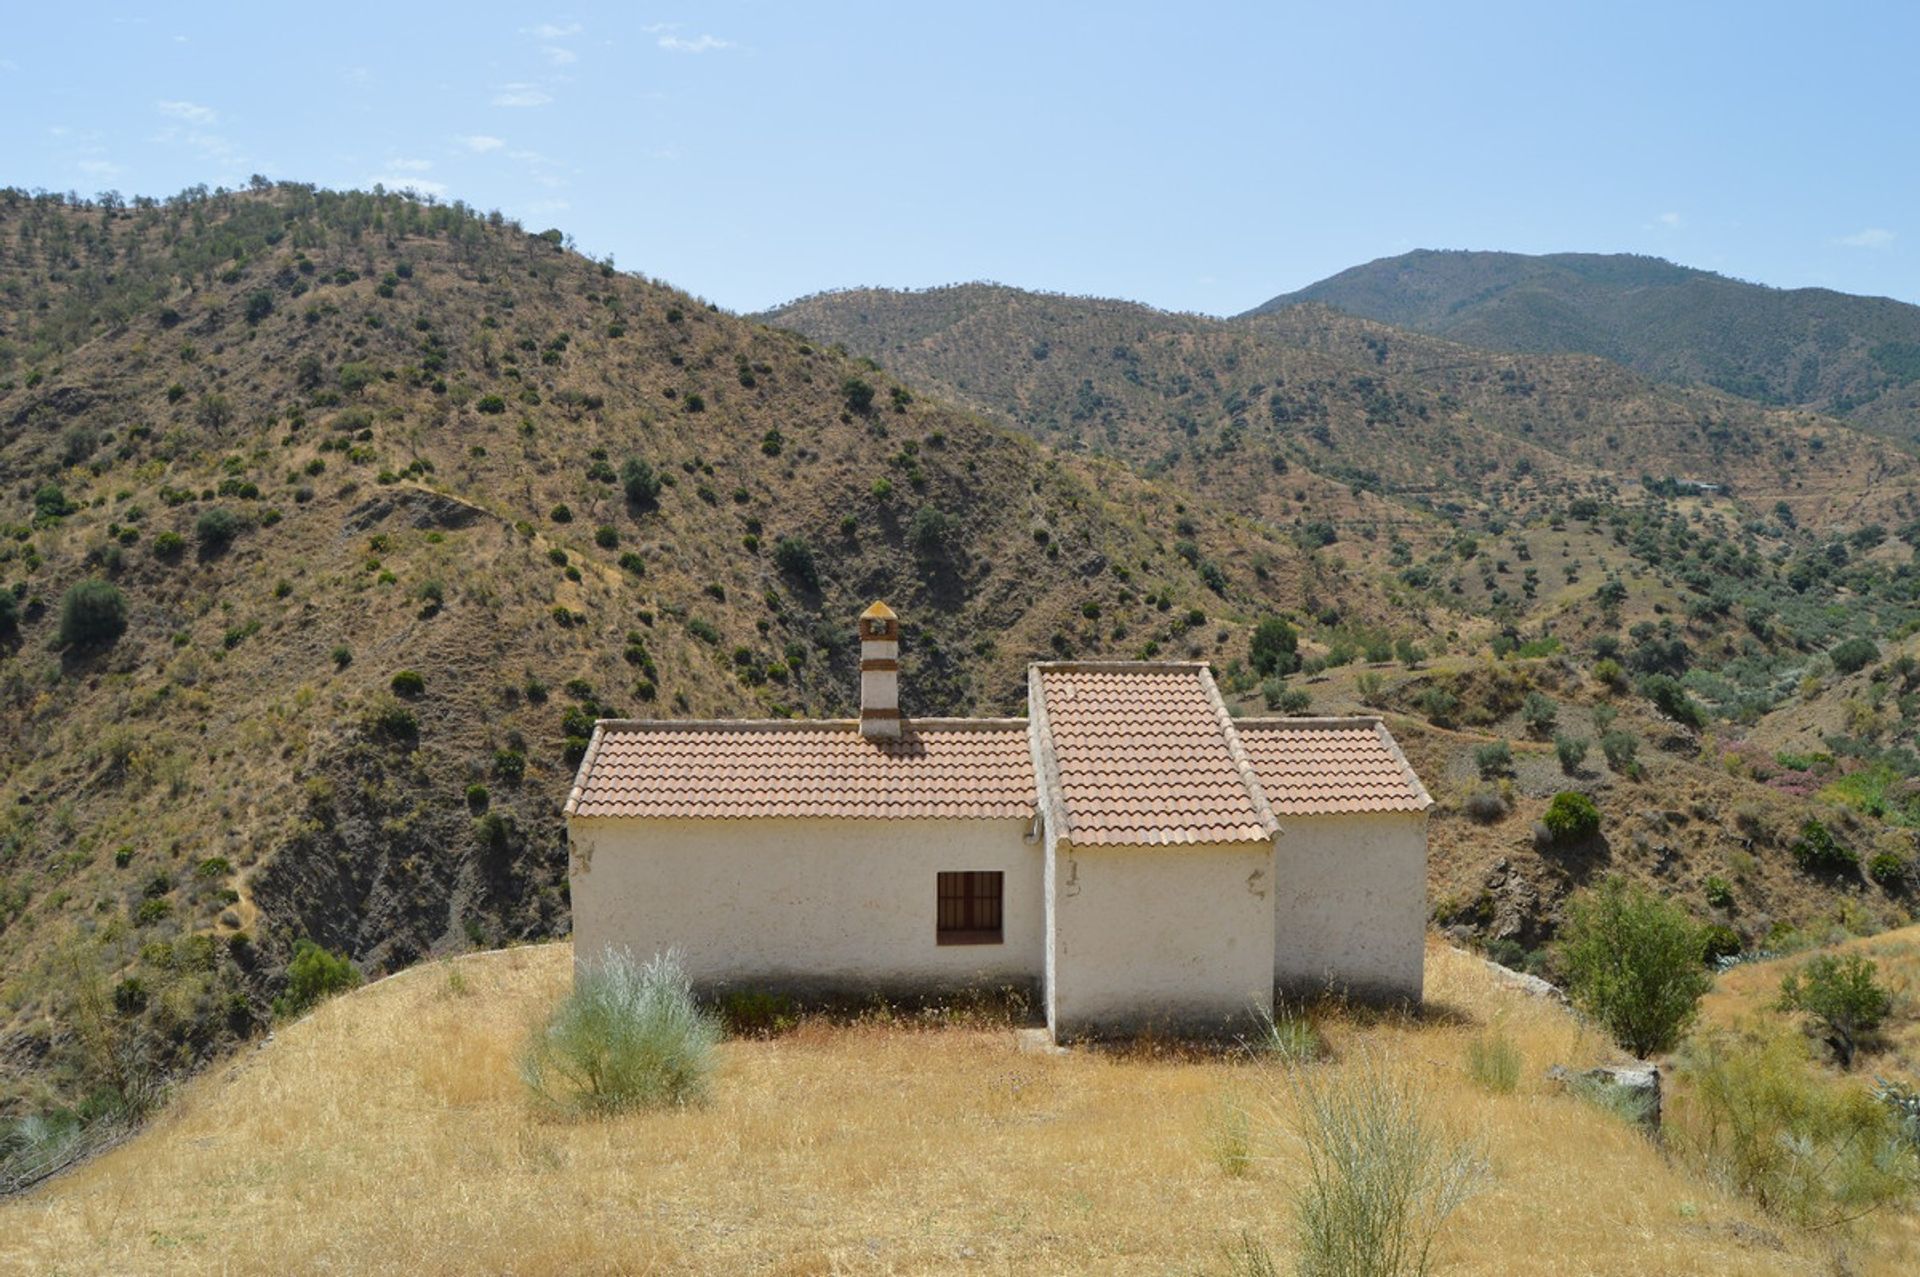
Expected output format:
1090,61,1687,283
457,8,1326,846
936,870,1003,945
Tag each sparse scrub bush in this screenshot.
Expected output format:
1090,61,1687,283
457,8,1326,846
773,536,819,590
520,949,720,1115
1249,617,1300,677
1463,787,1507,824
58,579,127,650
1553,734,1588,774
1703,876,1734,909
1557,876,1710,1056
1282,1054,1484,1277
194,507,241,549
1675,1030,1916,1225
1258,1002,1325,1064
1790,818,1856,874
1416,687,1458,727
1599,731,1639,777
390,669,425,697
1520,692,1558,737
1473,740,1512,779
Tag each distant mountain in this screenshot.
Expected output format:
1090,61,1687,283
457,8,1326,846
1247,250,1920,438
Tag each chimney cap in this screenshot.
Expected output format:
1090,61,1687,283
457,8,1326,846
860,600,897,621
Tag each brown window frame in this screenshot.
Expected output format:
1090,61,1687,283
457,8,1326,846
936,870,1004,945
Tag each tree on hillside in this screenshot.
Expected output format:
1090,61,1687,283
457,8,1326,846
1777,953,1892,1069
621,457,662,510
1557,876,1710,1057
1249,617,1299,678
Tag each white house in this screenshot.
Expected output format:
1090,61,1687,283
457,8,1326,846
565,602,1433,1042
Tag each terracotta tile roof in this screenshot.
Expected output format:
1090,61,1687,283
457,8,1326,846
565,719,1036,820
1027,663,1279,846
1236,717,1434,815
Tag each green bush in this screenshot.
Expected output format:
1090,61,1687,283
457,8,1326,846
840,375,875,415
1599,731,1639,777
1553,734,1589,774
194,507,241,549
1703,876,1734,909
152,530,186,561
1777,953,1893,1069
476,394,507,414
1417,687,1458,727
1473,740,1512,780
1557,876,1711,1056
274,939,361,1019
772,536,819,591
1520,692,1558,737
0,588,16,636
1790,819,1856,874
621,457,663,509
519,949,720,1114
1701,924,1742,963
1869,852,1910,888
390,669,425,697
58,579,127,650
1248,617,1299,677
1541,792,1600,843
1829,636,1879,676
1640,674,1705,728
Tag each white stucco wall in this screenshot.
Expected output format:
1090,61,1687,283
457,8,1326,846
1273,811,1427,1003
567,816,1042,994
1046,838,1277,1039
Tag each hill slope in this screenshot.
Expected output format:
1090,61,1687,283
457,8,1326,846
0,185,1369,1127
1248,249,1920,439
0,940,1886,1274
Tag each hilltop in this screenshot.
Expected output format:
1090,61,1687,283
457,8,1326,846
1247,249,1920,440
0,185,1367,1132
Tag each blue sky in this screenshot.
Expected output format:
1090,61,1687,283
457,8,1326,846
4,2,1915,315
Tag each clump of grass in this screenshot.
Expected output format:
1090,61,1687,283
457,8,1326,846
519,949,720,1115
1464,1030,1521,1094
1205,1092,1255,1177
1283,1053,1485,1277
1257,1001,1324,1063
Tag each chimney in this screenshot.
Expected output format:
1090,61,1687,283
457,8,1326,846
858,601,901,738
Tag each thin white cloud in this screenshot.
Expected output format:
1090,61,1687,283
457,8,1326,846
156,99,217,124
492,83,552,107
640,22,680,33
76,159,123,178
1835,227,1895,250
0,58,19,72
387,157,434,172
526,21,581,39
542,45,576,65
459,134,505,153
659,33,733,52
1657,211,1682,228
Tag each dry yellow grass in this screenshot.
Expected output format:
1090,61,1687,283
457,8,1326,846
1,939,1904,1275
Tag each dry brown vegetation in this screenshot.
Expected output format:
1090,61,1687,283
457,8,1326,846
6,939,1905,1275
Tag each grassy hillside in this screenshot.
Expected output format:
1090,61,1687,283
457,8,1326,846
7,939,1908,1275
0,185,1372,1133
1248,249,1920,440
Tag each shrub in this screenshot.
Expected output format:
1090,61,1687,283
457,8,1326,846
1777,954,1893,1069
1701,923,1742,963
1869,851,1910,888
1790,819,1856,874
390,669,425,697
621,457,663,509
1283,1054,1483,1277
519,948,720,1114
840,375,875,415
1592,657,1626,689
1640,674,1705,728
1473,740,1512,780
152,530,186,561
1520,692,1558,737
194,507,242,549
1541,792,1601,844
0,589,16,637
58,579,128,649
1675,1031,1915,1225
476,394,507,414
1258,1003,1323,1064
1416,687,1458,727
1557,876,1711,1056
274,939,361,1019
1703,875,1734,909
1829,636,1879,676
594,525,618,549
1464,1031,1521,1094
909,505,951,557
772,536,819,590
1599,731,1639,777
1248,617,1300,677
1463,787,1508,824
549,503,572,524
1553,734,1589,774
